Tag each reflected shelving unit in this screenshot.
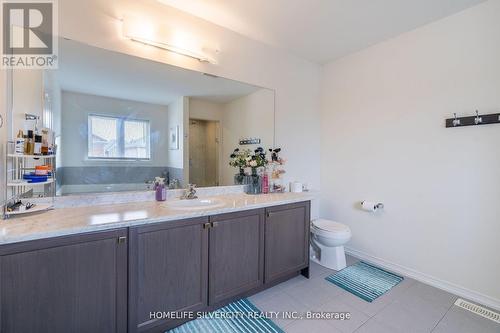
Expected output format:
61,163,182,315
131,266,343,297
4,142,57,218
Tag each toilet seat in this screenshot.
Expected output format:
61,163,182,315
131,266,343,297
311,219,351,238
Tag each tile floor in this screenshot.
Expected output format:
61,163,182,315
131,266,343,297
249,255,500,333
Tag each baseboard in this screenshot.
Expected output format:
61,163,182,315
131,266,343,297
345,247,500,311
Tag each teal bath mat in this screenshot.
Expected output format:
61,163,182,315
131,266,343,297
325,261,403,302
167,298,284,333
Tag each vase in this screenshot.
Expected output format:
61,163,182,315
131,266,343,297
234,168,245,185
245,168,262,194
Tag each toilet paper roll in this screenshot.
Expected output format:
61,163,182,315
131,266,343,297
291,182,303,193
361,201,379,212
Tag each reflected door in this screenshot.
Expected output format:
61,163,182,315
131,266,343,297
189,119,219,187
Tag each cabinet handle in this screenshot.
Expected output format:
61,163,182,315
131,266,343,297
117,236,127,244
202,222,211,229
211,222,219,228
266,211,273,218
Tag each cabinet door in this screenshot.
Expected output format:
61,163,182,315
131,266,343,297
129,217,209,332
209,209,264,305
0,229,128,333
265,201,310,284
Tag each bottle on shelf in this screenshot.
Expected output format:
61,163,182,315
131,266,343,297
34,135,42,155
23,134,28,153
15,130,25,155
26,130,35,155
41,128,50,155
262,169,270,194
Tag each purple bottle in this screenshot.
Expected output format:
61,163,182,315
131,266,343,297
155,183,167,201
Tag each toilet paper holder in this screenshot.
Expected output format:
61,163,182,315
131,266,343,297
360,201,384,210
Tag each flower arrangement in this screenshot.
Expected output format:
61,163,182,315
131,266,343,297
229,147,268,172
229,147,285,193
248,147,268,171
229,148,251,172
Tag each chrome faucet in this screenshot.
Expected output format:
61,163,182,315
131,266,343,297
181,184,198,200
144,179,154,190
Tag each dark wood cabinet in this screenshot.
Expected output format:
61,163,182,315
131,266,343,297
0,229,128,333
264,201,310,284
208,209,264,305
128,217,209,332
0,200,311,333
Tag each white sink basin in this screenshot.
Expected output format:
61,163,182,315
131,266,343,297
164,198,225,210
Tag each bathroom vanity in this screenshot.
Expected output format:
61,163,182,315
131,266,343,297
0,195,311,333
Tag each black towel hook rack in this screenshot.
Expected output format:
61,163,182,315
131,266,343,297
446,110,500,128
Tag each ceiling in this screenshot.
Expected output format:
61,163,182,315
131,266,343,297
157,0,486,64
56,39,261,106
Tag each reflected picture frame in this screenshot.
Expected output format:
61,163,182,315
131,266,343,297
169,125,179,150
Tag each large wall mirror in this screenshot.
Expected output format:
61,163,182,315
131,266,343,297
9,38,275,196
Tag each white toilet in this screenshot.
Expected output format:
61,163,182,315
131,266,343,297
310,219,352,270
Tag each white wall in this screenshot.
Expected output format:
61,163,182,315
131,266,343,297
43,70,62,135
167,96,186,170
221,89,275,185
12,70,43,135
320,0,500,308
61,91,169,167
189,98,224,122
58,0,321,191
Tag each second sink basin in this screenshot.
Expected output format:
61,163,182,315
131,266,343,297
164,198,226,210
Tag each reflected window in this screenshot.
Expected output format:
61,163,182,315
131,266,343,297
88,115,150,160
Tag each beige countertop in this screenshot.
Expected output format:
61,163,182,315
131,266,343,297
0,192,315,245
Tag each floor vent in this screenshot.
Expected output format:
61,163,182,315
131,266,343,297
454,298,500,323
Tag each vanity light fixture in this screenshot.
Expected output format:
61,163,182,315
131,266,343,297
122,17,217,64
126,36,216,64
202,72,219,78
